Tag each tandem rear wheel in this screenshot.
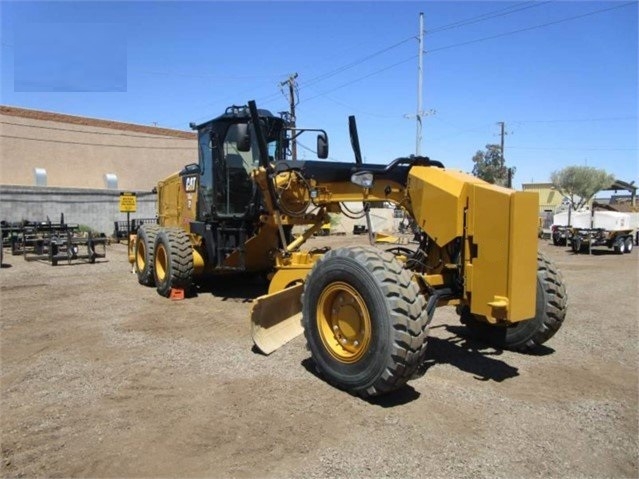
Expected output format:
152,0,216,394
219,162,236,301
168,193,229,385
460,252,568,352
153,227,194,297
135,224,160,286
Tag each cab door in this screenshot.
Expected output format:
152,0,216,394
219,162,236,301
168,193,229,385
213,124,256,217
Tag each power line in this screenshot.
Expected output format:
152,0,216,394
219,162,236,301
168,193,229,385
294,1,551,100
428,119,496,142
300,55,418,105
508,145,638,151
291,1,552,103
297,141,340,162
426,2,635,54
303,86,402,118
300,3,633,108
302,36,415,89
427,0,551,34
512,116,638,124
166,36,417,124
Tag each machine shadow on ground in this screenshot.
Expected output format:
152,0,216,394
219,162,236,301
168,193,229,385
299,357,423,407
296,320,540,407
417,325,524,383
192,273,269,301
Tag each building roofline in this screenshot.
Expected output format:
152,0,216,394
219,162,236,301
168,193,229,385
0,105,196,140
604,179,637,192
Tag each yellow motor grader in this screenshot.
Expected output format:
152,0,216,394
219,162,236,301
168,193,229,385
130,100,567,397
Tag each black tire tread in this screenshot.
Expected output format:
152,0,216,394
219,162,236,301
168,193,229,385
302,246,429,397
462,252,568,353
155,227,194,297
517,252,567,352
136,225,160,286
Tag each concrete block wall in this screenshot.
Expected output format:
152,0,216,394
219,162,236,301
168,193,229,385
0,185,157,236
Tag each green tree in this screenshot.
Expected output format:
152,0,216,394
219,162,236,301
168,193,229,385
550,166,614,210
471,144,515,186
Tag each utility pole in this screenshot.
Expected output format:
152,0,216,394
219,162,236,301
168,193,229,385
280,73,299,160
497,121,505,159
406,13,434,154
497,121,512,187
416,12,424,156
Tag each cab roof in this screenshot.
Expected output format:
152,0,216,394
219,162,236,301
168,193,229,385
190,105,279,131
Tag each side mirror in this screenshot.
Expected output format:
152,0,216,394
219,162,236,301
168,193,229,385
179,163,201,176
317,132,329,159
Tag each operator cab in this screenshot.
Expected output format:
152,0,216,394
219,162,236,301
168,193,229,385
192,105,285,221
191,105,330,222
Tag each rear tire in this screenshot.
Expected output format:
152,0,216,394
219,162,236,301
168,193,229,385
302,246,429,397
153,228,194,297
552,233,565,246
135,225,160,286
460,252,567,352
624,237,633,254
571,237,582,253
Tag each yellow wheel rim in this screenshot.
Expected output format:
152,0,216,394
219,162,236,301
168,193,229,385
316,282,372,363
155,243,167,282
136,239,147,272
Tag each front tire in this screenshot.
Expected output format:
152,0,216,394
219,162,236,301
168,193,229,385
461,252,567,352
302,246,429,397
624,237,633,254
153,228,194,297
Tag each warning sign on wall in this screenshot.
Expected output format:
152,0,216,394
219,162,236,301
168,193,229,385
119,192,137,213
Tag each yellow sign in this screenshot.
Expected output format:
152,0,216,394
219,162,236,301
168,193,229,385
119,192,137,213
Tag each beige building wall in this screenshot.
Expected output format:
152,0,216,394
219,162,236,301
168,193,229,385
0,106,197,191
522,182,564,213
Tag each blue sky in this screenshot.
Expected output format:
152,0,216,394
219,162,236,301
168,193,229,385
1,1,637,189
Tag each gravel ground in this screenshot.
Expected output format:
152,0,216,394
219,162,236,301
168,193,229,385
1,236,637,478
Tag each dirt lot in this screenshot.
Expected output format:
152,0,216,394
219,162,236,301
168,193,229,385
1,236,637,478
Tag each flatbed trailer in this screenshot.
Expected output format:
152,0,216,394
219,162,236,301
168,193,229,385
570,227,634,254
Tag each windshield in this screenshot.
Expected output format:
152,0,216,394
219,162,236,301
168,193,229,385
248,122,282,164
197,114,285,218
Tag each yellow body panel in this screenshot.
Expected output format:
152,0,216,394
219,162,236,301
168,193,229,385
157,173,198,231
464,184,537,322
267,251,321,294
408,167,480,246
507,191,539,320
408,167,537,322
